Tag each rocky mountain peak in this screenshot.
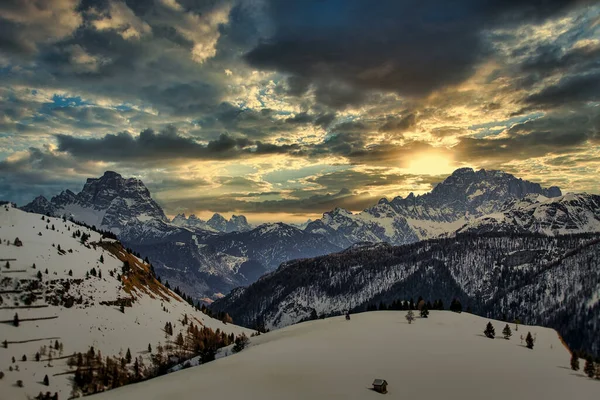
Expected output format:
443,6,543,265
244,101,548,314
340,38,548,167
207,213,228,231
227,214,251,233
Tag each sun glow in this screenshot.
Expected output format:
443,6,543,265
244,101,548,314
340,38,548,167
405,152,456,176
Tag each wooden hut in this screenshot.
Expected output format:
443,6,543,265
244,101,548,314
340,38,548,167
372,379,388,394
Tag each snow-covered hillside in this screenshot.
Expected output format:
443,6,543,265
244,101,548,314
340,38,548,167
93,312,599,400
0,205,252,400
213,232,600,356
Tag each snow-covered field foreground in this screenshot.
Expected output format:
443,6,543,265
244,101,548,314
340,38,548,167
94,311,599,400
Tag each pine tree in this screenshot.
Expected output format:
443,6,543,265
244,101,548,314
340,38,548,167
420,307,429,318
502,324,512,340
405,310,415,324
99,254,104,263
584,358,595,378
484,322,495,339
68,269,73,276
148,343,152,353
22,354,27,361
43,375,49,386
13,313,19,327
125,348,132,364
35,352,40,362
525,332,534,349
570,354,579,371
37,270,42,280
175,332,184,347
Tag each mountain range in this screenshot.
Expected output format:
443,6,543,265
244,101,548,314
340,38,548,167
19,168,600,302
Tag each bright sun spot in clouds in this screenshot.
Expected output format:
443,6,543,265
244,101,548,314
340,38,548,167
405,152,455,176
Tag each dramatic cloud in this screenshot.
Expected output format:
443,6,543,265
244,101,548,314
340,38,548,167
1,0,599,220
244,0,586,102
55,127,301,162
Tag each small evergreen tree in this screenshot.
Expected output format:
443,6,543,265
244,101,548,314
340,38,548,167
125,348,132,364
99,254,104,263
570,354,579,371
420,307,429,318
232,333,249,353
13,313,19,327
502,324,512,340
525,332,534,349
5,261,9,269
584,358,595,378
405,309,415,324
68,269,73,276
43,375,49,386
484,322,495,339
22,354,27,362
37,270,42,280
148,343,152,353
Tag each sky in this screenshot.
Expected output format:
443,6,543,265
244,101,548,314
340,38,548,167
0,0,599,223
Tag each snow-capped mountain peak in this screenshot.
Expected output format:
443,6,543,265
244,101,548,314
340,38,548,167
306,168,564,247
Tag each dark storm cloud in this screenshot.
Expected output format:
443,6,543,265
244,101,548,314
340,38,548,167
55,127,301,161
379,114,416,133
244,0,584,105
523,71,600,108
196,102,326,139
520,43,600,77
454,110,599,163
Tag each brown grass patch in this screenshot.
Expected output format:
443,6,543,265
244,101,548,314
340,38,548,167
96,242,180,303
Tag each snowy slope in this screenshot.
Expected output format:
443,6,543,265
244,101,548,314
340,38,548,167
451,193,600,236
92,311,599,400
213,233,600,356
0,205,252,400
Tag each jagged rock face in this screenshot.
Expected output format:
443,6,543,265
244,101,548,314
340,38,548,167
306,168,563,246
452,193,600,236
23,171,167,232
389,168,562,220
21,195,57,216
207,213,228,232
226,214,251,233
171,213,252,233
